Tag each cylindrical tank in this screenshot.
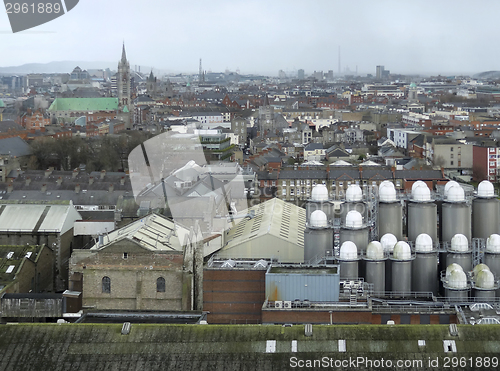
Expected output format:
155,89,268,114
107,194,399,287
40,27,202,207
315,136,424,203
306,185,332,222
473,265,496,299
446,234,472,272
441,185,471,242
391,241,413,295
304,210,334,262
407,183,437,242
472,180,499,239
339,210,369,254
484,234,500,296
412,233,438,295
340,184,368,223
338,241,359,280
444,269,469,301
378,181,402,240
381,233,397,292
364,241,386,293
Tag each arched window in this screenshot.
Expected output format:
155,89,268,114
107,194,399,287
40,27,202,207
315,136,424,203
156,277,166,293
102,276,111,293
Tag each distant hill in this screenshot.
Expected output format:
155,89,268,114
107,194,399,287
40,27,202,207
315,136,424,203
0,61,115,74
473,71,500,79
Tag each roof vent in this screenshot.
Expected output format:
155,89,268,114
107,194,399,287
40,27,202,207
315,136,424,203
121,322,131,335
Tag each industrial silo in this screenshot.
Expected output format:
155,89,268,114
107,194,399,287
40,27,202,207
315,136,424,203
484,234,500,296
381,233,397,292
412,233,439,295
340,184,367,223
338,241,359,280
441,184,471,242
472,264,497,300
391,241,414,296
364,241,386,294
378,181,403,240
304,210,334,262
446,234,472,273
443,267,469,302
339,210,369,255
306,184,332,223
407,183,438,242
472,180,499,239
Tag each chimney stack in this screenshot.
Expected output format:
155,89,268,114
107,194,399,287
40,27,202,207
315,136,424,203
120,176,125,185
7,184,13,193
56,177,62,185
72,168,79,178
89,177,94,185
75,184,80,194
44,168,53,178
100,170,106,180
109,184,114,192
25,177,31,186
41,184,47,193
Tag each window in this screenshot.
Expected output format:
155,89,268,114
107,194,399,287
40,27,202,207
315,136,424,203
282,189,286,196
282,181,287,187
450,161,454,166
157,277,166,293
450,147,453,152
123,252,128,259
102,276,111,293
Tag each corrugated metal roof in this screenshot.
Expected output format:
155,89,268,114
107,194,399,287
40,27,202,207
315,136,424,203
0,205,46,231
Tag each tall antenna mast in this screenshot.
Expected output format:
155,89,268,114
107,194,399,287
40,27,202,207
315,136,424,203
199,58,204,83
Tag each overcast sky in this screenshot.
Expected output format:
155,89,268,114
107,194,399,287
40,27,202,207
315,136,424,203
1,0,499,76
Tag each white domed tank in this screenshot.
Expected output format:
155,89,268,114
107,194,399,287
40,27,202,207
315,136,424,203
412,180,427,192
484,234,500,296
476,269,495,289
338,241,359,280
473,180,499,239
408,183,437,242
309,210,328,228
306,184,332,225
381,233,397,292
473,264,491,276
378,181,402,240
311,184,329,202
304,210,334,262
391,241,413,295
340,210,369,255
412,233,438,295
444,268,469,301
445,263,464,278
364,241,386,293
444,181,460,196
381,233,397,254
447,234,472,272
346,184,363,202
441,184,471,243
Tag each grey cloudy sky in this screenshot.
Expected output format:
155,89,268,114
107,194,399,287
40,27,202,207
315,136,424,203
1,0,499,76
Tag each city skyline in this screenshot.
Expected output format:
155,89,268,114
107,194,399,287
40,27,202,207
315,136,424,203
1,0,500,76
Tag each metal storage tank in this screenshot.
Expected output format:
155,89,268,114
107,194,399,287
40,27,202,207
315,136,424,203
446,234,472,272
441,185,471,242
444,268,469,301
304,210,334,262
407,184,438,242
472,180,499,239
340,184,367,223
412,233,438,295
381,233,397,292
484,234,500,296
339,210,369,255
391,241,414,296
306,184,333,223
378,181,403,240
338,241,359,280
473,265,496,300
364,241,386,293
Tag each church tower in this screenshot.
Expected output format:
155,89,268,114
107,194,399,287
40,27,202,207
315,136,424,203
117,43,132,128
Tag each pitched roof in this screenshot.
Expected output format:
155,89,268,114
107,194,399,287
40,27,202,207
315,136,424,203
48,98,119,112
0,137,32,157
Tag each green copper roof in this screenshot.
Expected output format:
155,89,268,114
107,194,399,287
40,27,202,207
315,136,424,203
48,98,119,112
122,105,129,113
409,82,417,88
0,99,5,108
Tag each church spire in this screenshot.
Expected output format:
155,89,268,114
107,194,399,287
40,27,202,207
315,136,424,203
121,42,127,64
